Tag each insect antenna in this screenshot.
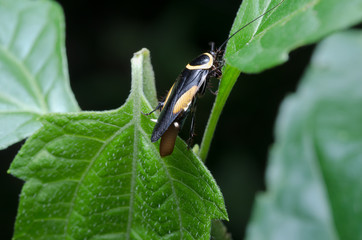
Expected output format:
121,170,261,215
217,0,285,51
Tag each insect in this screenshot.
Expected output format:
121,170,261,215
145,0,284,157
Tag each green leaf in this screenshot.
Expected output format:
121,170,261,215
246,30,362,240
225,0,362,73
9,48,227,240
0,0,79,150
199,0,362,160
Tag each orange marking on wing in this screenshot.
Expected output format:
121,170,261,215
162,83,175,110
172,85,198,114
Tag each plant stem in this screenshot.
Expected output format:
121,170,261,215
199,64,241,162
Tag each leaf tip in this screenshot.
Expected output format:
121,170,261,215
133,48,150,58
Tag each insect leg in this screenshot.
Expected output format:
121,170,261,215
142,102,164,116
206,69,221,96
210,66,222,79
208,88,218,96
186,98,198,149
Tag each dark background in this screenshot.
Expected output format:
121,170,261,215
1,0,316,239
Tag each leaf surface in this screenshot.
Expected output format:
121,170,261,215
225,0,362,73
9,49,227,240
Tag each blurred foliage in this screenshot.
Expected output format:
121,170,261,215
0,0,79,150
247,30,362,240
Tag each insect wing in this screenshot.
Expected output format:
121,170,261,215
151,68,209,142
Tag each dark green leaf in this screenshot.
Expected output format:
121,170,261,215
9,49,227,240
0,0,79,150
246,30,362,240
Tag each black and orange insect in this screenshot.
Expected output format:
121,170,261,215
145,44,222,157
145,0,284,157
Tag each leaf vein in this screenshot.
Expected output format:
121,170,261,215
62,121,134,238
